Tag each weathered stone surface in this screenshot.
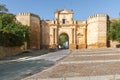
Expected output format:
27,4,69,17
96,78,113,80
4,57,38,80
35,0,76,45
16,13,41,49
0,46,23,57
77,44,86,49
87,43,106,49
69,44,77,50
16,9,110,50
87,14,108,49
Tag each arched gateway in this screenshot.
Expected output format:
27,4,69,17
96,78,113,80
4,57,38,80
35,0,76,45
59,33,69,49
41,9,79,50
16,9,108,50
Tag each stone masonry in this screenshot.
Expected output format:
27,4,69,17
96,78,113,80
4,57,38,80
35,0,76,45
16,13,41,49
16,9,110,50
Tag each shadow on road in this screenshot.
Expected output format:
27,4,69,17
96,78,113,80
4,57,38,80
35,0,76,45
0,58,54,80
0,49,49,61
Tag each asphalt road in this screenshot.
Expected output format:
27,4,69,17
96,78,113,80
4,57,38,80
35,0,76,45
0,49,70,80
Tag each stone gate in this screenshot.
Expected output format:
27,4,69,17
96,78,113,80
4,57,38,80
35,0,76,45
16,9,109,50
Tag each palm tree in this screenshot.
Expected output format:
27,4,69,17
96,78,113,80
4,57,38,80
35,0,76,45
0,4,8,13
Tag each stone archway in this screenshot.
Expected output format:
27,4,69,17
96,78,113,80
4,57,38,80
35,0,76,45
58,33,69,49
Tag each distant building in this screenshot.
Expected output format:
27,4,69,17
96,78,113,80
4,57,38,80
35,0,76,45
16,9,110,50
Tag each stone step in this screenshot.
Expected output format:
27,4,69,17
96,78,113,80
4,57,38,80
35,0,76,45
74,48,120,53
70,53,120,57
60,60,120,64
25,75,120,80
23,62,120,79
22,48,120,80
73,50,120,54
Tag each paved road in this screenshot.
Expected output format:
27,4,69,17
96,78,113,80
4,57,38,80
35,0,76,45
22,48,120,80
0,49,70,80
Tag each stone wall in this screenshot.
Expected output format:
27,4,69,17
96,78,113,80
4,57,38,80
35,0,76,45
30,15,41,49
41,20,50,49
16,12,41,49
15,9,110,50
76,20,87,49
87,14,108,48
110,41,120,48
0,46,23,57
16,13,31,26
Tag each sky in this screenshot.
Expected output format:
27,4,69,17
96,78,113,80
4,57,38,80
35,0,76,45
0,0,120,20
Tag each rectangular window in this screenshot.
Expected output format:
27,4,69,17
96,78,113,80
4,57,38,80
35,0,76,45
62,19,66,24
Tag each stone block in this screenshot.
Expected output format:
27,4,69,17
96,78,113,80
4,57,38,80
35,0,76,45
77,44,86,49
87,43,106,49
49,44,58,49
69,44,77,50
0,46,23,57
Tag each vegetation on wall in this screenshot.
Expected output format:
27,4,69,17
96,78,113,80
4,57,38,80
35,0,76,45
108,19,120,42
0,4,29,47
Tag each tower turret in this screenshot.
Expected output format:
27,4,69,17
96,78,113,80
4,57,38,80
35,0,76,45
87,14,108,48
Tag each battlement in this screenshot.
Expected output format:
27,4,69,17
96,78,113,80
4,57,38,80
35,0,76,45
17,12,31,16
16,12,40,19
87,14,108,24
88,14,107,19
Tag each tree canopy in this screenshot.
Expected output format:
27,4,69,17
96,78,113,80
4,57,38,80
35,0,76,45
108,19,120,42
0,4,8,13
59,34,68,46
0,13,29,47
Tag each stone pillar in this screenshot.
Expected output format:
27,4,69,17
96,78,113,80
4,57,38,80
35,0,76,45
69,28,76,50
72,28,74,43
55,28,57,44
74,28,76,44
55,28,58,49
51,28,57,49
53,28,55,44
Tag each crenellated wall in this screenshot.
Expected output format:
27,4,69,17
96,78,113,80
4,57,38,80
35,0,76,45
16,12,41,49
87,14,108,48
16,12,31,26
16,9,110,50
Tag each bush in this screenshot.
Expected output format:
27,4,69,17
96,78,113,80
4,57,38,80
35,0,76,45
0,13,29,47
108,19,120,42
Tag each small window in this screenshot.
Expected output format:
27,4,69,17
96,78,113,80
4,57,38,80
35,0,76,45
62,19,66,24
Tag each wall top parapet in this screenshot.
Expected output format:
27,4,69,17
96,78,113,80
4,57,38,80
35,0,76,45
16,12,40,19
88,14,108,19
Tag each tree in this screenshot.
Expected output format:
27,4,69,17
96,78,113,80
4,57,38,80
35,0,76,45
108,19,120,42
0,4,8,13
0,13,29,47
59,34,68,46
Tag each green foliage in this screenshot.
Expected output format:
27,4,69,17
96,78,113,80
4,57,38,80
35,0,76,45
0,13,29,47
0,4,8,13
59,34,68,46
108,19,120,42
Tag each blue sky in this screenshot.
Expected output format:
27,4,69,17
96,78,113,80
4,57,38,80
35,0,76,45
0,0,120,20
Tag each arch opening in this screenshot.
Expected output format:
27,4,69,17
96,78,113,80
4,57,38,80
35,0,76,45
58,33,69,49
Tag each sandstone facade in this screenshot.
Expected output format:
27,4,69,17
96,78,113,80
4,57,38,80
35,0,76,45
16,13,41,49
16,9,109,50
